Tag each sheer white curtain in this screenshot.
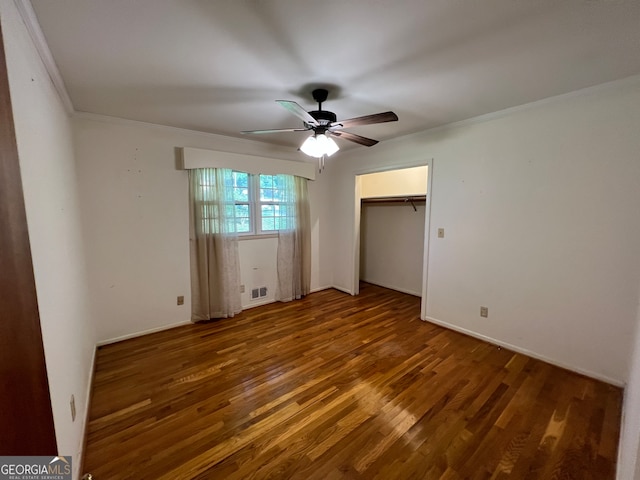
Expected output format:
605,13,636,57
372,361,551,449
188,168,242,320
276,175,311,302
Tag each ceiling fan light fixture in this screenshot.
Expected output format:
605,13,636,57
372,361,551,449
317,134,339,156
300,133,339,158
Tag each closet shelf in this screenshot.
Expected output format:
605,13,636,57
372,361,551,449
361,195,426,211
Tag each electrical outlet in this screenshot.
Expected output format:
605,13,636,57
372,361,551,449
437,228,445,238
480,306,488,318
70,395,76,422
177,295,184,306
240,284,245,293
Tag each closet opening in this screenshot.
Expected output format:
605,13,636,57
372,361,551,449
352,162,432,320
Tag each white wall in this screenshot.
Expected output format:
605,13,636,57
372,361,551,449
360,202,425,296
330,78,640,385
360,166,428,198
1,0,95,473
238,237,278,307
72,115,331,343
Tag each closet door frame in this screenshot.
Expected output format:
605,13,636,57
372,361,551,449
352,158,433,320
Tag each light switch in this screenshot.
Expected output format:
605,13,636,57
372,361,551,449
437,228,445,238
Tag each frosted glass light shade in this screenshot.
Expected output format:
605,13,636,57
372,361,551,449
317,134,339,156
300,134,339,158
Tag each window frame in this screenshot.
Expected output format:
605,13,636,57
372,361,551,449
229,170,252,235
233,172,293,238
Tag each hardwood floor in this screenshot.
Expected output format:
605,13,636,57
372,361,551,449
83,284,622,479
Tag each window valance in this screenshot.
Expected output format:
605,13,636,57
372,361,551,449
181,147,316,180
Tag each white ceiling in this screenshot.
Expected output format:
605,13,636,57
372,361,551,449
30,0,640,151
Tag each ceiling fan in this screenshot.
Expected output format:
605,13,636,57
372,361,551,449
241,88,398,162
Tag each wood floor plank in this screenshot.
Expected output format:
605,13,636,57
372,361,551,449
82,283,622,479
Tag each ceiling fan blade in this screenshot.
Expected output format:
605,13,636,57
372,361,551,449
331,131,379,147
276,100,319,126
331,111,398,129
241,128,309,134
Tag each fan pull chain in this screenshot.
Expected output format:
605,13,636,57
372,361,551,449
318,154,326,173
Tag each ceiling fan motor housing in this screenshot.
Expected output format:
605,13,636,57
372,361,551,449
307,88,336,126
308,110,337,126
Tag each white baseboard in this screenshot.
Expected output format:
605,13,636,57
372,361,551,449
243,286,335,309
99,289,338,345
423,315,625,388
242,298,276,310
310,285,333,293
97,320,191,346
331,285,354,295
360,280,421,297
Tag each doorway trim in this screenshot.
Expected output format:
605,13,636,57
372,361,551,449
351,159,433,319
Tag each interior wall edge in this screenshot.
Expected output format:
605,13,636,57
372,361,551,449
331,284,355,296
617,387,633,480
12,0,73,113
96,320,191,347
77,346,96,476
423,315,625,388
616,294,640,479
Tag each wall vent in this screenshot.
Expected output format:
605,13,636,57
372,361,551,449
251,286,267,300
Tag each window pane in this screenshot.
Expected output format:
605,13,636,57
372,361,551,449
236,218,250,233
234,171,249,187
278,216,294,230
234,188,248,202
259,175,273,189
235,204,249,217
262,217,275,231
260,188,274,201
272,188,284,202
261,204,274,217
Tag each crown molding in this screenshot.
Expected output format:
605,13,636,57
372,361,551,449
415,73,640,138
13,0,74,114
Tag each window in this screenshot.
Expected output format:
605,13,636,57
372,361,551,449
230,171,251,233
231,172,295,235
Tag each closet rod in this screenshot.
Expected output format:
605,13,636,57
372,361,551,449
361,195,426,212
